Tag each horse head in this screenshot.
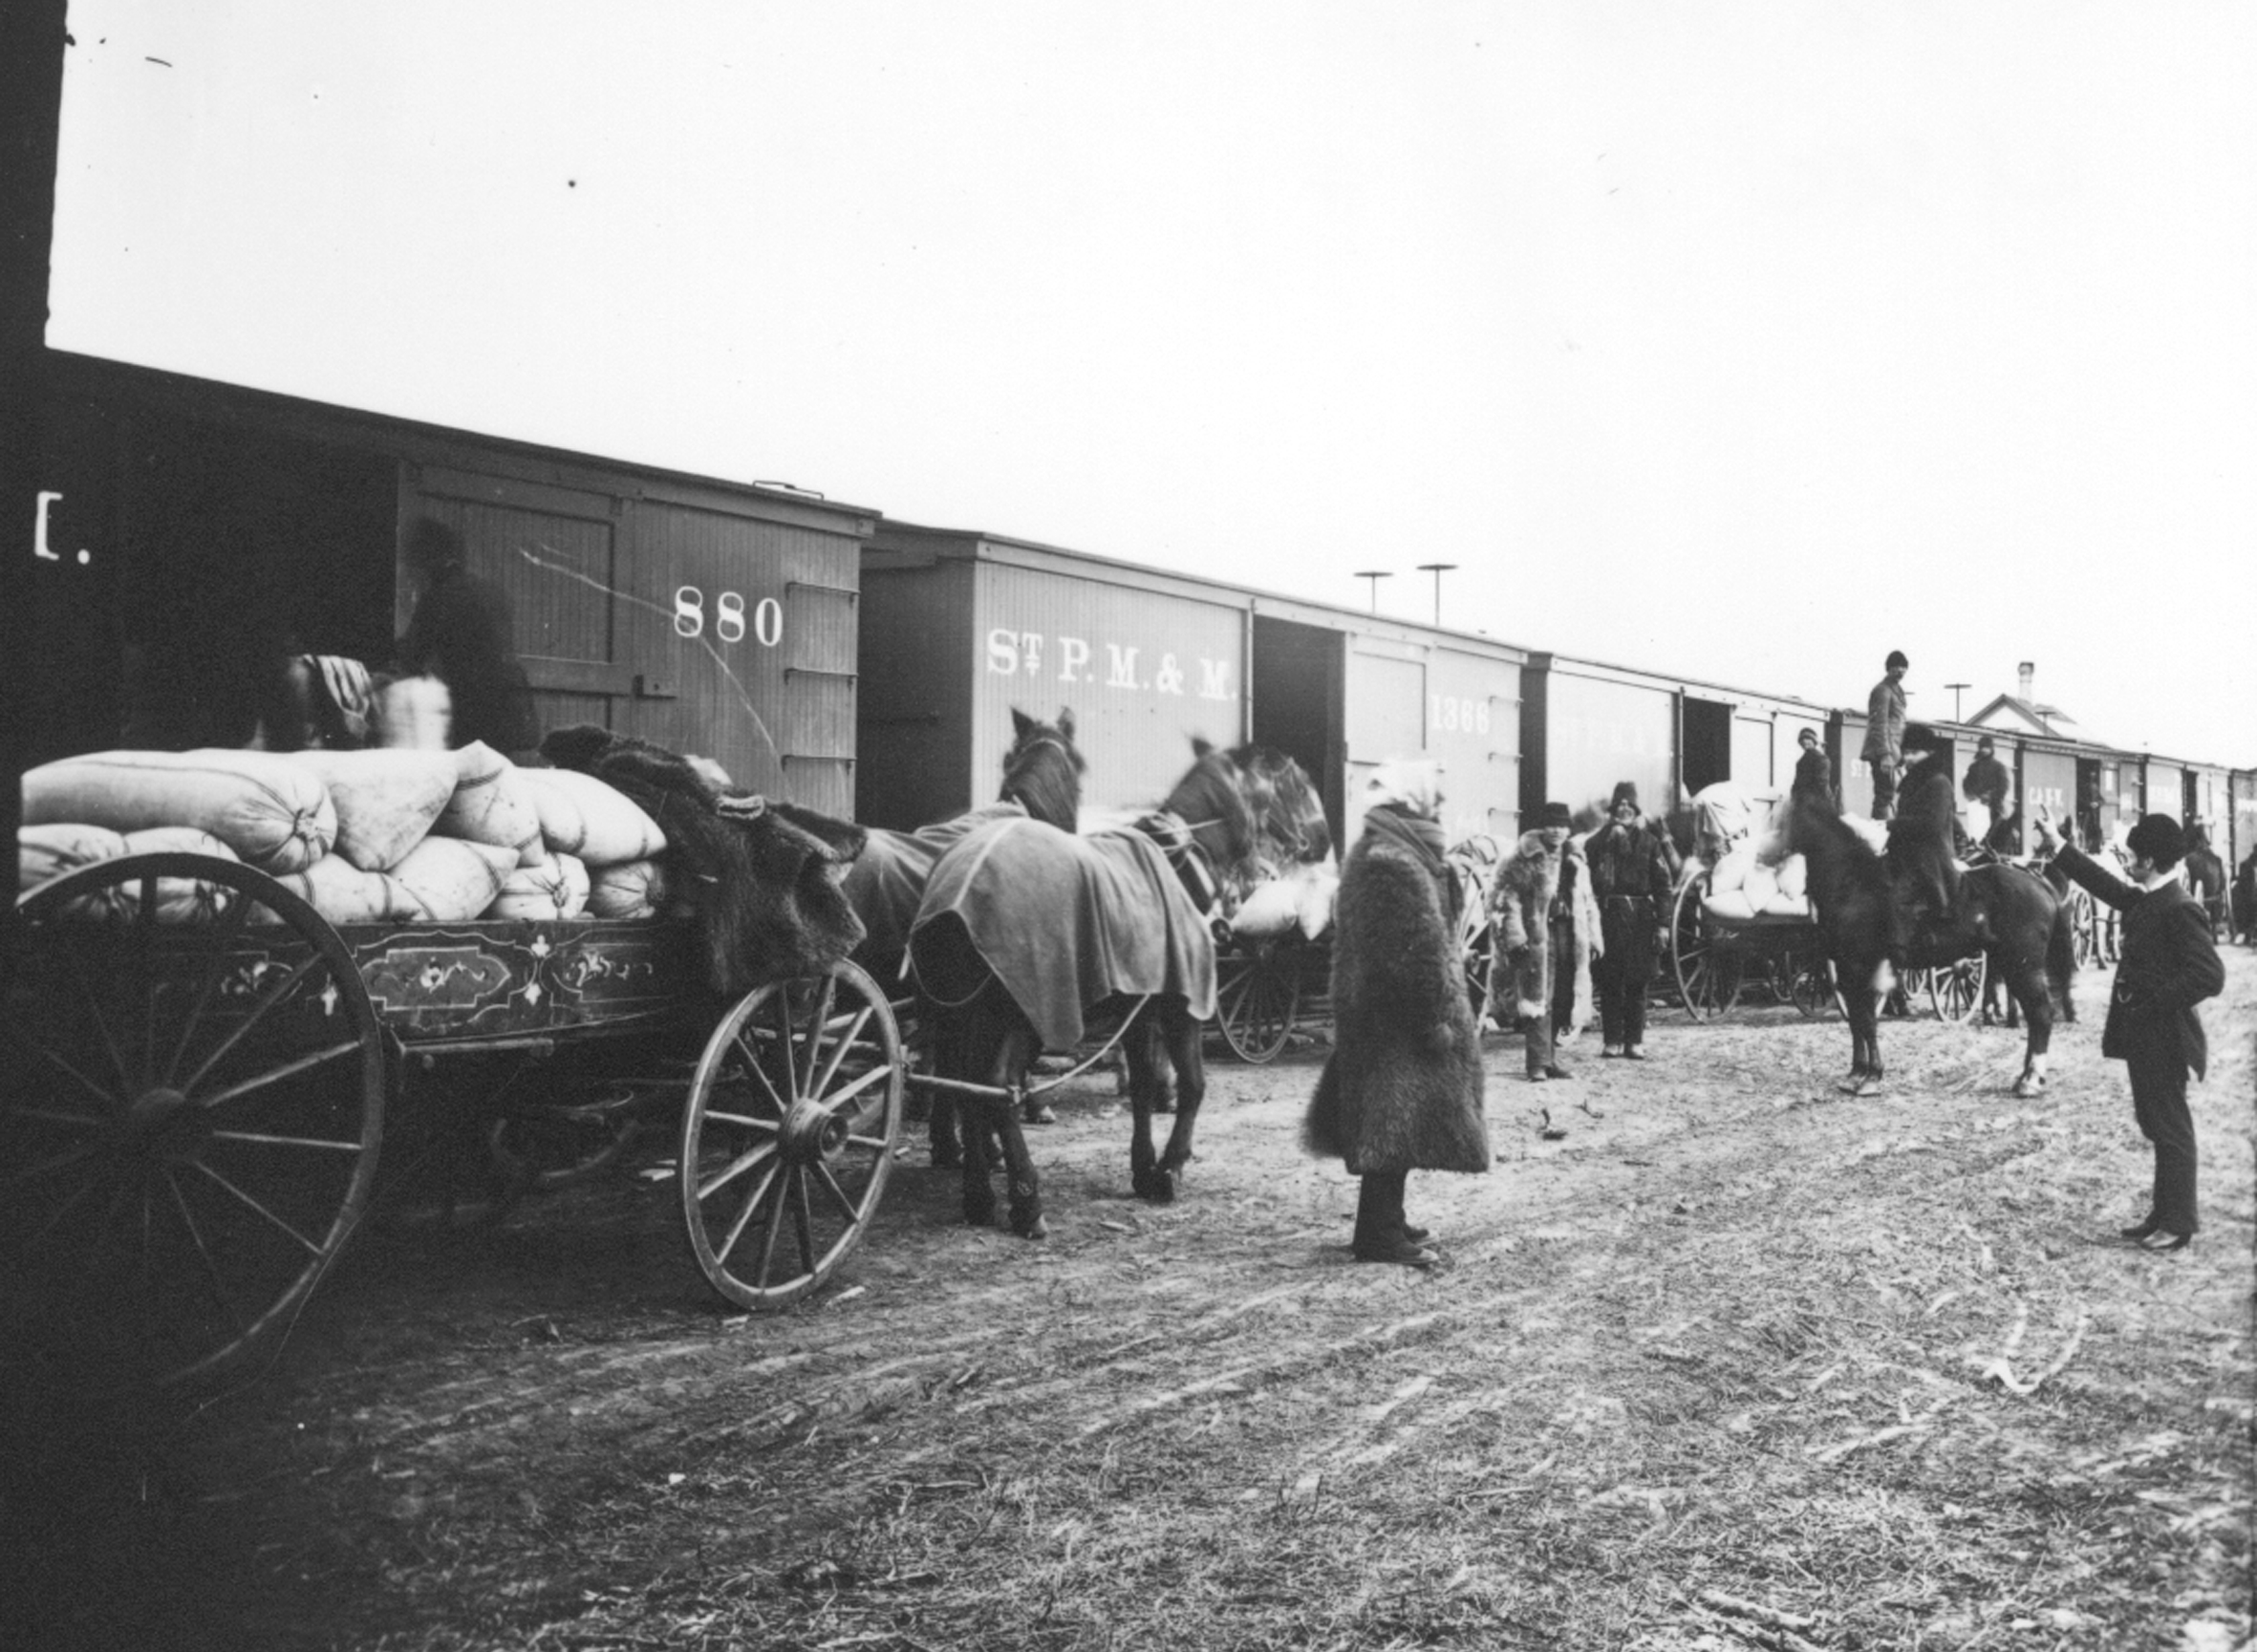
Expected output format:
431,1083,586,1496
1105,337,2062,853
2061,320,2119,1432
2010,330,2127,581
1222,743,1333,873
1001,706,1086,832
1158,738,1258,893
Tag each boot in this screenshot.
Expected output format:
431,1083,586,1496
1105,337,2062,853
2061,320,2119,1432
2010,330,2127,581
1353,1171,1435,1267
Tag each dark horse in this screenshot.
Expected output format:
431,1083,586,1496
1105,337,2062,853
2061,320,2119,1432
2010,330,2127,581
1782,796,2075,1099
1215,742,1333,882
908,739,1257,1237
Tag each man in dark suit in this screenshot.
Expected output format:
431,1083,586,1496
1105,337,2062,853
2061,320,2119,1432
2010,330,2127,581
2033,808,2225,1251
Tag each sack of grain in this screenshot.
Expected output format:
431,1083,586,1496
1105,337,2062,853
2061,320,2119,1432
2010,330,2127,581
587,857,667,920
392,836,518,923
263,853,419,926
518,766,589,859
515,767,665,867
370,675,451,751
486,852,591,921
285,748,458,871
23,749,334,872
1229,876,1300,940
1295,861,1340,940
432,742,545,868
19,822,130,892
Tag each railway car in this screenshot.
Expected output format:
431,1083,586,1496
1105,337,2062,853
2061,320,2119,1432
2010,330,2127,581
25,353,877,810
855,523,1529,852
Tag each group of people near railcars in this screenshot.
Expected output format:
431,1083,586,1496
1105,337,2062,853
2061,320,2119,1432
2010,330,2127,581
1306,655,2228,1268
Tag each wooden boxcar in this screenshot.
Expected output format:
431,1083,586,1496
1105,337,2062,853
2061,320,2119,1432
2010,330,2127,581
26,353,877,813
855,523,1529,852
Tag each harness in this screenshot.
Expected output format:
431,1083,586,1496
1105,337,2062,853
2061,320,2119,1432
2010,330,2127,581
1133,808,1222,915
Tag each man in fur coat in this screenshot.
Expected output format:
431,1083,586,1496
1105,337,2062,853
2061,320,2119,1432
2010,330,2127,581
1491,802,1592,1083
1304,762,1489,1268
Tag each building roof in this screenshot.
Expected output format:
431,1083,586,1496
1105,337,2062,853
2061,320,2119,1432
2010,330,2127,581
1968,694,2108,748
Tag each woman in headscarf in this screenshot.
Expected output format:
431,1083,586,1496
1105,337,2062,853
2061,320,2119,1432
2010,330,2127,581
1303,761,1490,1267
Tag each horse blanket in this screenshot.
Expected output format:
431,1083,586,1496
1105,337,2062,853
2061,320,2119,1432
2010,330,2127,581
842,802,1026,970
909,815,1217,1052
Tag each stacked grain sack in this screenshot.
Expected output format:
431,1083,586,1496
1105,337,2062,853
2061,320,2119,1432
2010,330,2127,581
18,744,671,928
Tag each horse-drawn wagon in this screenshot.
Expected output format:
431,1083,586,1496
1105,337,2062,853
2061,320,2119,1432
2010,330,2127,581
1666,783,1988,1026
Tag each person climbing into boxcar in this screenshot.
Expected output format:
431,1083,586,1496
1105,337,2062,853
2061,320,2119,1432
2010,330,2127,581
1302,762,1489,1269
1884,745,1961,962
2031,808,2224,1252
1861,651,1909,819
398,517,538,757
1790,727,1835,809
1963,735,2013,853
1492,801,1579,1084
1585,783,1676,1061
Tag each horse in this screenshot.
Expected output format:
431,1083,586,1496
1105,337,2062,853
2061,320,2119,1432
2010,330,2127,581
1214,742,1332,883
1780,795,2075,1099
908,739,1257,1237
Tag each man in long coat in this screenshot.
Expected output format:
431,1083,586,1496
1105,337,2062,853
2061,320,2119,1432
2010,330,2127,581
2034,809,2224,1249
1585,782,1675,1060
1491,801,1581,1083
1304,762,1489,1267
1861,651,1909,819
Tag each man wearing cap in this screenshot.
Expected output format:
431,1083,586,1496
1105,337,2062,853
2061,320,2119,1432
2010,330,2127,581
1790,727,1834,809
1963,735,2012,852
1860,651,1909,819
2032,808,2224,1252
1585,783,1676,1060
1492,802,1581,1084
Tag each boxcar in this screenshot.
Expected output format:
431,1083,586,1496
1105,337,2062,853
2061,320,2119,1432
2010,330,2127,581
27,353,877,811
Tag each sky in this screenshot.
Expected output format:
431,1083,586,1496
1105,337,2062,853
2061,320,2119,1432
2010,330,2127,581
44,1,2257,765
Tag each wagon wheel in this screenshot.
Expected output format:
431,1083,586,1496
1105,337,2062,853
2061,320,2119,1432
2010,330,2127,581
1458,897,1495,1023
1786,949,1836,1019
1215,942,1300,1063
2,853,386,1386
1670,874,1742,1021
2062,885,2099,969
1925,954,1988,1025
679,959,904,1311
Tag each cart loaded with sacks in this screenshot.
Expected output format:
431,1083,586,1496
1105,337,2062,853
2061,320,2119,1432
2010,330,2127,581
4,732,916,1387
1666,783,1988,1025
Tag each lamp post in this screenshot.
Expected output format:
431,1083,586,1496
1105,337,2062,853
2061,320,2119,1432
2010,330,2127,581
1414,562,1458,627
1945,681,1970,721
1352,570,1392,613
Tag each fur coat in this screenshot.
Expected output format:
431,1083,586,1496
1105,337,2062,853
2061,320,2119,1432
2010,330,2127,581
539,726,867,997
1303,810,1489,1176
1490,831,1600,1032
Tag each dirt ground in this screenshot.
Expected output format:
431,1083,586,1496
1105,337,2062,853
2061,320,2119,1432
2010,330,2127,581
8,950,2254,1652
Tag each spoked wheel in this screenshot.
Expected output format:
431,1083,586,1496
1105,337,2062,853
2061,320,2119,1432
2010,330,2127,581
1216,943,1300,1063
1670,875,1743,1021
2,853,386,1386
1786,950,1836,1019
1925,954,1988,1025
2066,886,2099,969
679,959,904,1311
1458,898,1495,1022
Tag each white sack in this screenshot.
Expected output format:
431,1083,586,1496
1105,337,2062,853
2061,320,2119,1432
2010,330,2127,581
24,748,334,871
286,748,458,870
586,857,668,920
392,836,518,923
486,852,591,921
19,823,129,892
515,768,665,867
266,853,421,926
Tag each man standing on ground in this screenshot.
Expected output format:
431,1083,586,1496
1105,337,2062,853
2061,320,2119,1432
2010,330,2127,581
1861,651,1909,819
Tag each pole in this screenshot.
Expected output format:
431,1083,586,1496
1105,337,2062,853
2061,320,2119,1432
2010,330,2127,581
1352,570,1391,613
1945,682,1969,721
1414,563,1457,627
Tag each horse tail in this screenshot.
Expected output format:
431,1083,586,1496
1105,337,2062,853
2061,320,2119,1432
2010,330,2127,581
2046,894,2077,1022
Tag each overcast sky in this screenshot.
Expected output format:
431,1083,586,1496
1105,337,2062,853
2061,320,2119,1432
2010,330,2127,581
46,1,2257,766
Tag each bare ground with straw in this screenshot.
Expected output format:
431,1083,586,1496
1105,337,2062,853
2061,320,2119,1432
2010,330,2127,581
29,952,2257,1650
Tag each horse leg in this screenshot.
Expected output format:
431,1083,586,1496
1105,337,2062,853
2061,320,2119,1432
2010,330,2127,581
1840,952,1882,1095
2009,959,2054,1099
991,1023,1047,1239
1124,1011,1163,1200
929,1096,963,1169
1152,1001,1207,1190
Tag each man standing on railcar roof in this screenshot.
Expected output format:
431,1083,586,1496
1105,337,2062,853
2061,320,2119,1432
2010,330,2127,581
1860,651,1909,820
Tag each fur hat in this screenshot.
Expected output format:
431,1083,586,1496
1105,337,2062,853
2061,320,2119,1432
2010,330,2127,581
1608,782,1639,813
1885,650,1908,671
1975,734,1995,752
1538,801,1574,830
1796,727,1819,747
2125,813,2185,867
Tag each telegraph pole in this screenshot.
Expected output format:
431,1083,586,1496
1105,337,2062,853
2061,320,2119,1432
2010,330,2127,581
1414,562,1457,627
1352,570,1392,613
1945,682,1970,721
